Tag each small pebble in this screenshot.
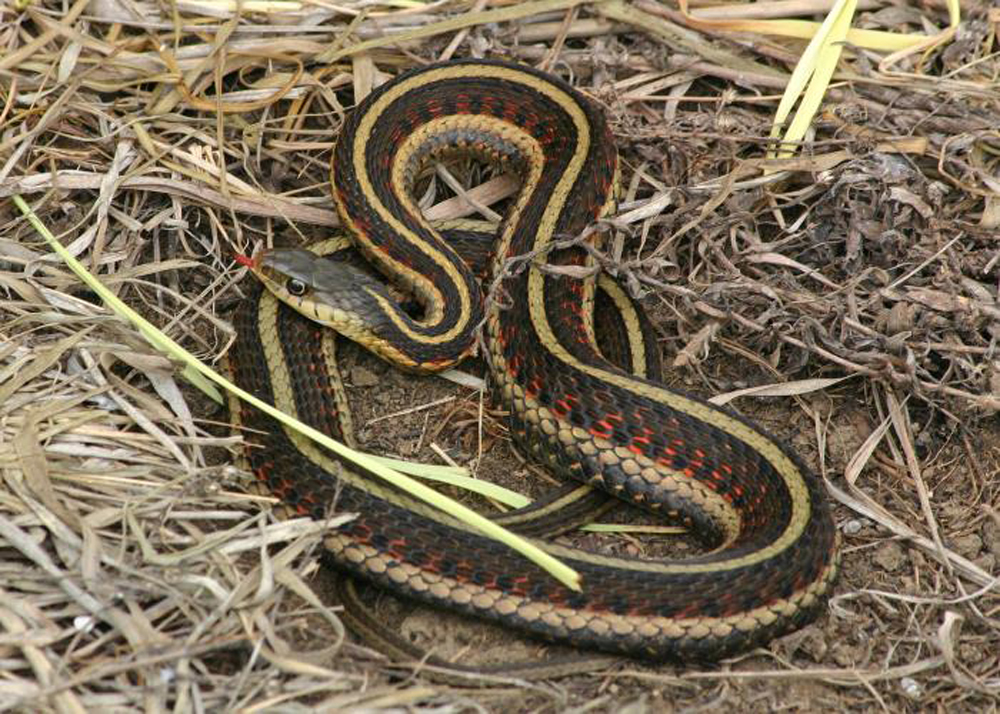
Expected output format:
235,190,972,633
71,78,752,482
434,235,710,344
843,519,863,535
900,676,922,700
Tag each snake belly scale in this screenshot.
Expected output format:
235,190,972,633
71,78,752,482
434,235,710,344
233,59,840,661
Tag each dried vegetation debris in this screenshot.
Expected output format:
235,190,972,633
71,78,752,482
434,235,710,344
2,0,1000,710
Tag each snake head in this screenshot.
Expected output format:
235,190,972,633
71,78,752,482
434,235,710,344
243,247,468,372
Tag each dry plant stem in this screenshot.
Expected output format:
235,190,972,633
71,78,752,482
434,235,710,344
437,0,489,61
689,1,884,21
600,0,789,81
537,5,580,73
884,390,949,570
1,173,341,225
0,0,91,72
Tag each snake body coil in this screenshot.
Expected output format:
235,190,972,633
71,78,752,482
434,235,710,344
233,59,840,660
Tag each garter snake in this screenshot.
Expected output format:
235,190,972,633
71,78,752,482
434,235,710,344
232,59,840,661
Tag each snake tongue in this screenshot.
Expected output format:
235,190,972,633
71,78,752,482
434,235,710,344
234,253,258,269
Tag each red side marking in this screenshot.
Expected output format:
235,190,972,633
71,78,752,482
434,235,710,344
548,590,567,606
590,420,613,438
553,399,572,417
672,603,702,619
631,436,649,455
508,353,522,374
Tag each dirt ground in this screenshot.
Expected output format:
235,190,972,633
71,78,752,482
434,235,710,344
2,1,999,712
299,319,1000,711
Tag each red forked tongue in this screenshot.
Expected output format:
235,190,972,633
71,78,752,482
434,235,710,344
234,253,255,268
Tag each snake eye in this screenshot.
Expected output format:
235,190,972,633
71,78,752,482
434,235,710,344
286,278,307,297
